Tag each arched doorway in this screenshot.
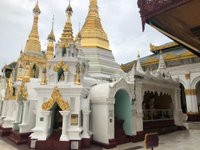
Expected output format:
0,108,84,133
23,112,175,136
143,91,174,133
196,81,200,112
180,83,187,113
51,104,62,131
114,89,132,144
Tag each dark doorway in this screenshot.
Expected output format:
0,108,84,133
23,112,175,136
51,104,62,131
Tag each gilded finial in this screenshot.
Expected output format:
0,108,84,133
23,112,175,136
66,0,73,15
33,0,41,15
47,15,55,41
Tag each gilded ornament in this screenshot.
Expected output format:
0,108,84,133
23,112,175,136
40,67,47,85
54,60,68,72
42,86,70,111
17,79,28,101
24,63,30,82
75,64,81,85
17,64,23,81
4,75,14,100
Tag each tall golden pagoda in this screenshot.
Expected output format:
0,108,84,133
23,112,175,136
24,0,41,53
46,16,55,60
59,2,74,48
80,0,110,50
18,0,46,79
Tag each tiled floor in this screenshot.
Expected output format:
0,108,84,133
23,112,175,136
0,130,200,150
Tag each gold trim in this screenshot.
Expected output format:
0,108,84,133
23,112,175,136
54,60,68,72
185,73,190,80
185,89,196,95
17,79,28,101
150,42,179,52
42,87,70,111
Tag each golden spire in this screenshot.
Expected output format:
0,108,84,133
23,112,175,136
79,0,109,50
46,15,55,60
59,1,74,48
24,0,41,53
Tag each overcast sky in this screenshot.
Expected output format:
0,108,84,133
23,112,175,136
0,0,171,70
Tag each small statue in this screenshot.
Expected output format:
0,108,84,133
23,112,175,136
40,67,47,85
5,74,14,100
75,63,81,85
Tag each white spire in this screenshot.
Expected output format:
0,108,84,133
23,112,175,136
136,51,144,74
157,51,166,72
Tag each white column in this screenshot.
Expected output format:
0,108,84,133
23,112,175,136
59,111,70,141
14,102,20,123
0,101,3,116
191,95,198,113
1,101,7,117
41,111,52,138
21,101,29,124
54,72,58,84
81,109,91,138
64,72,68,83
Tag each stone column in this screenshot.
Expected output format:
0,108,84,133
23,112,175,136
59,111,70,141
21,101,29,124
81,109,91,138
41,111,52,138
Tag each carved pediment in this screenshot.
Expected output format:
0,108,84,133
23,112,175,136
42,86,70,111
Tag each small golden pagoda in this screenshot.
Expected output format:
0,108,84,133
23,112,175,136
24,0,41,53
18,1,47,79
59,2,74,48
46,16,55,60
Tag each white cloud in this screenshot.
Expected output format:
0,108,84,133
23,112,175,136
0,0,171,70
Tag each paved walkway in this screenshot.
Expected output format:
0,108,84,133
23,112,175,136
0,130,200,150
105,130,200,150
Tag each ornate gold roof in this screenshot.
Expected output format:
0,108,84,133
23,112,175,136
150,42,179,52
59,2,74,48
24,0,41,53
121,44,196,72
79,0,110,50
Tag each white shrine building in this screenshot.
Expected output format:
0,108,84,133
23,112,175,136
0,0,186,149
